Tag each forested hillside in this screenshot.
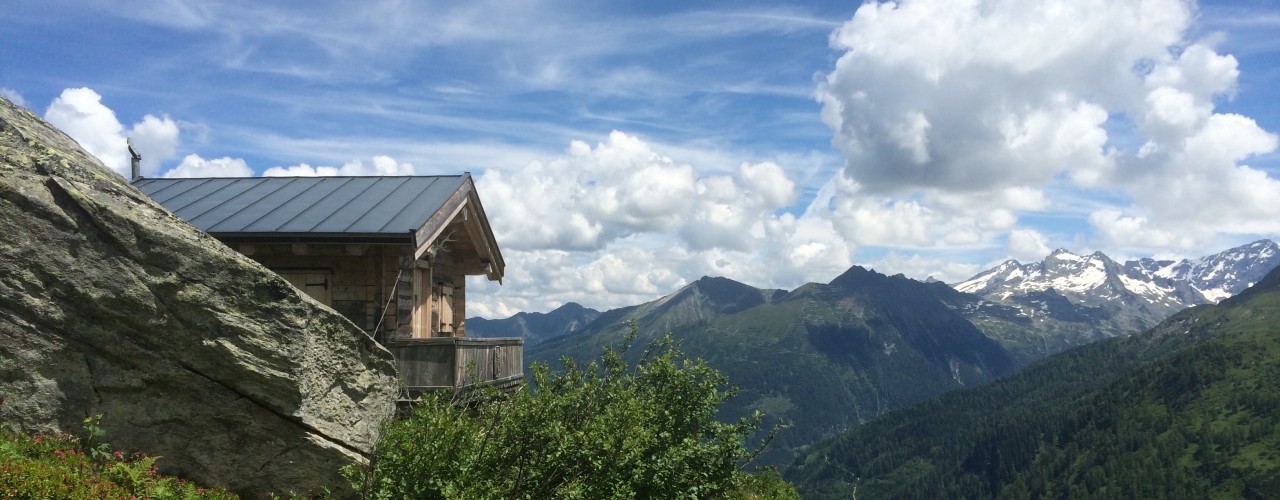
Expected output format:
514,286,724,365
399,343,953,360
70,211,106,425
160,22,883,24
789,266,1280,498
528,269,1017,467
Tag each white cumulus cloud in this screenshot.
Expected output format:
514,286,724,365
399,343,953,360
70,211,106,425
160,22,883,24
1005,228,1052,263
820,0,1279,258
43,87,181,178
859,252,985,285
262,155,415,176
477,131,797,252
466,131,848,316
818,0,1157,193
163,154,253,178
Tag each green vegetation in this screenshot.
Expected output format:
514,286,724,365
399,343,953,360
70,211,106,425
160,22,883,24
348,324,798,499
0,416,237,499
529,273,1017,467
790,269,1280,499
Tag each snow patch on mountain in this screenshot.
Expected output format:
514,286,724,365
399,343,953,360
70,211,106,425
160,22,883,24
955,240,1280,317
1127,240,1280,304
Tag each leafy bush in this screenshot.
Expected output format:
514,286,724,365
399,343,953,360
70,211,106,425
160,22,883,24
348,324,797,499
0,417,237,499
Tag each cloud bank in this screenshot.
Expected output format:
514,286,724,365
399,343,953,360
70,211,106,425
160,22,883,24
468,131,861,317
819,0,1279,255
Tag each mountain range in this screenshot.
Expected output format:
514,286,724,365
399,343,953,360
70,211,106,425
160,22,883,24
468,301,600,346
957,239,1279,309
950,239,1280,361
465,239,1280,467
522,270,1018,467
789,259,1280,498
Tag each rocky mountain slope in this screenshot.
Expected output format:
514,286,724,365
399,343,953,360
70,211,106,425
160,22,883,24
791,263,1280,498
951,240,1280,361
526,269,1018,467
0,97,397,496
1127,239,1280,302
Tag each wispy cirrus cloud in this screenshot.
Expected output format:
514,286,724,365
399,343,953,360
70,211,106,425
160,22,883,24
8,0,1280,316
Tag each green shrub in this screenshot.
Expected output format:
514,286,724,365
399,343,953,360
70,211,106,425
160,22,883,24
0,421,237,499
348,324,798,499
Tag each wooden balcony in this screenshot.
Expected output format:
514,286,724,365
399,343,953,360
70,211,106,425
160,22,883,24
385,337,524,401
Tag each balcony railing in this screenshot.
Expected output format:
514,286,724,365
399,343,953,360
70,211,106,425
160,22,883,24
385,337,524,400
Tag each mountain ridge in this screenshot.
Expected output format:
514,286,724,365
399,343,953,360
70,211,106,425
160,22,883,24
957,239,1279,307
470,240,1279,470
790,263,1280,498
524,266,1018,467
467,302,601,346
948,239,1280,360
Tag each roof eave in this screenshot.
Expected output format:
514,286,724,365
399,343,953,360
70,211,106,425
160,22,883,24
210,232,414,245
411,174,505,282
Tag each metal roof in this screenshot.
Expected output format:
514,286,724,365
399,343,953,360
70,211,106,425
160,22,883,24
133,175,469,237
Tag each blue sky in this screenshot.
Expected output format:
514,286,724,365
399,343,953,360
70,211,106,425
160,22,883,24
3,0,1279,317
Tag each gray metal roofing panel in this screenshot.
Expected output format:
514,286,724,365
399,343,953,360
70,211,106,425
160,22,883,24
137,178,233,215
275,177,378,232
378,177,471,234
135,178,212,207
186,178,287,230
340,177,420,233
242,177,351,232
133,176,467,236
306,177,404,233
371,176,465,232
163,178,266,224
206,177,311,232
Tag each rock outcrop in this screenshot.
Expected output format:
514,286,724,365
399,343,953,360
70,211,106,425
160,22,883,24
0,97,398,496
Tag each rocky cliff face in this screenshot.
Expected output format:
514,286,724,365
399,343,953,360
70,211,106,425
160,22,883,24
0,97,398,496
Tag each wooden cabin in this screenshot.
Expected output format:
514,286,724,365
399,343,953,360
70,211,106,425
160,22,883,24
133,175,522,397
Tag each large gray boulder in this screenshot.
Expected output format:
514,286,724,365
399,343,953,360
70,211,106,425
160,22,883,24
0,97,398,496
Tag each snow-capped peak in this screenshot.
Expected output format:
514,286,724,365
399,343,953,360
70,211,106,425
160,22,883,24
954,259,1023,295
954,240,1280,315
1135,239,1280,302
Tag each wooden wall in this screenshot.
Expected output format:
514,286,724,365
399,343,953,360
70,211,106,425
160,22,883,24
235,242,470,341
237,243,403,340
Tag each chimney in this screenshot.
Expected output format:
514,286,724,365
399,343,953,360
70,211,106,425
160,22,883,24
127,137,142,181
